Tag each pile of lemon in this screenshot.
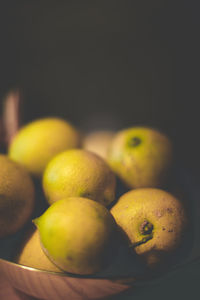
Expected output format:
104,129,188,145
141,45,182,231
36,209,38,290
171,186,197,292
0,117,187,274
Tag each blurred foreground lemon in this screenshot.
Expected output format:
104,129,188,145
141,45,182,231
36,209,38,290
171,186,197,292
107,127,173,188
34,197,118,275
8,117,81,177
0,155,35,238
43,149,116,206
15,228,63,273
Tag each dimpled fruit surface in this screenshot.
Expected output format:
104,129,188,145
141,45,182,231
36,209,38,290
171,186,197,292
111,188,187,267
34,197,118,275
107,127,173,188
0,155,35,238
8,117,81,177
43,149,116,206
15,229,63,273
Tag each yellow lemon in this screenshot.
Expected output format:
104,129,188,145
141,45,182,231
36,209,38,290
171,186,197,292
15,228,63,273
0,154,35,238
107,126,173,188
34,197,118,274
9,117,81,177
111,188,187,267
43,149,116,206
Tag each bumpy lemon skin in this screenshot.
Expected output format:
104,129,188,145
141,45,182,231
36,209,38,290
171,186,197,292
15,228,63,273
43,149,116,207
34,197,118,275
0,155,35,238
111,188,187,267
8,117,81,177
107,127,173,189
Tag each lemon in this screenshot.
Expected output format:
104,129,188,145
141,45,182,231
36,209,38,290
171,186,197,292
9,117,81,177
111,188,187,267
107,126,173,188
34,197,118,274
43,149,116,206
15,228,63,273
0,154,35,238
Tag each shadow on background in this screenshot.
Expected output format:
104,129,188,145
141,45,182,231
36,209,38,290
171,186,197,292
0,1,199,176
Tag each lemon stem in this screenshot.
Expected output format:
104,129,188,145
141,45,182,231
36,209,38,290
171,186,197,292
129,234,153,248
129,220,154,248
139,220,153,235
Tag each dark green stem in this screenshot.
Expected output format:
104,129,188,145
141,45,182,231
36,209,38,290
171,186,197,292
140,220,153,235
129,220,154,248
129,233,153,248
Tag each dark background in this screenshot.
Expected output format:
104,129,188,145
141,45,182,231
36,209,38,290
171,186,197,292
0,0,199,175
0,1,200,299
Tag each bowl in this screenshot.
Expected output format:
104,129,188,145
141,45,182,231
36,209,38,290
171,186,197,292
0,166,200,300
